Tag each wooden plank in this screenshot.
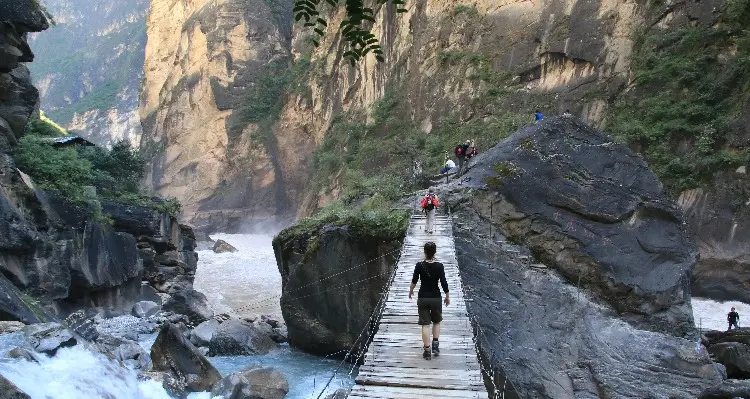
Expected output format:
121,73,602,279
350,216,486,398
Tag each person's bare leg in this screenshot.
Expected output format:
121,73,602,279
422,325,431,347
432,322,440,340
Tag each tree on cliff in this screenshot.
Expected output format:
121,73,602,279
294,0,407,65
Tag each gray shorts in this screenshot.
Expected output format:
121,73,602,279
417,297,443,325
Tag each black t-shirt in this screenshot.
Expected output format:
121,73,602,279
729,311,740,322
412,261,449,298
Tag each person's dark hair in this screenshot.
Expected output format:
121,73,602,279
424,242,437,260
535,109,540,113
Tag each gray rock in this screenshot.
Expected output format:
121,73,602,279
151,323,221,392
198,347,209,357
274,225,401,355
162,289,213,325
132,301,160,318
212,239,238,253
7,347,36,362
708,342,750,379
114,340,150,370
271,326,288,343
0,321,25,334
0,372,30,399
0,268,44,324
260,314,281,328
699,379,750,399
96,315,157,340
210,367,289,399
208,319,279,356
190,319,219,347
22,322,76,356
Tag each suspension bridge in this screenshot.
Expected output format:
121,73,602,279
346,215,487,398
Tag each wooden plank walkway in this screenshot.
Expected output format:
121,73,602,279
349,215,486,399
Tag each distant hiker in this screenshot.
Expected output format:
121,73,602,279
409,241,450,360
420,189,439,234
440,159,456,175
455,140,470,175
534,109,543,122
466,140,478,159
728,307,740,331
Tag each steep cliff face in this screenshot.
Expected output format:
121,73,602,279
139,0,306,232
26,0,148,147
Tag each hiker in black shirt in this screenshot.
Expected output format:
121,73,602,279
728,307,740,331
409,241,450,360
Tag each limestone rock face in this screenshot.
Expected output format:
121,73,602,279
26,0,148,147
274,225,401,355
0,372,30,399
139,0,302,232
441,117,718,397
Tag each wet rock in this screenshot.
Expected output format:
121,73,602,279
132,301,160,318
139,371,185,398
197,347,209,357
699,379,750,399
708,342,750,378
7,347,36,362
162,289,212,325
212,239,238,253
208,319,278,356
151,323,221,392
190,319,219,347
0,372,30,399
260,314,281,328
0,321,25,334
210,367,289,399
23,322,76,356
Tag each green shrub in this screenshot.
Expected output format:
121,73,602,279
607,16,750,192
14,135,93,200
25,111,66,137
79,140,145,198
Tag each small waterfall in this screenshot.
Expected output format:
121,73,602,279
730,222,739,244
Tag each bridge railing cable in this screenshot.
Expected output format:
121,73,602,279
314,247,403,398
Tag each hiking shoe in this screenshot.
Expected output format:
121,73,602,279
432,340,440,356
423,347,431,360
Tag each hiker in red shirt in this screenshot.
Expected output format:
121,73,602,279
420,189,439,234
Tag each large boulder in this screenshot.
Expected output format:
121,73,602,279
442,117,720,397
212,239,238,253
274,225,402,355
704,328,750,347
22,322,76,356
150,323,221,392
211,367,289,399
162,289,212,325
707,342,750,378
208,319,278,356
190,319,219,347
0,373,30,399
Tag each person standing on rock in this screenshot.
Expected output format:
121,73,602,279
420,189,439,234
728,307,740,330
409,241,450,360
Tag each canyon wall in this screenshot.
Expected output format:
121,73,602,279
27,0,148,147
0,0,207,323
